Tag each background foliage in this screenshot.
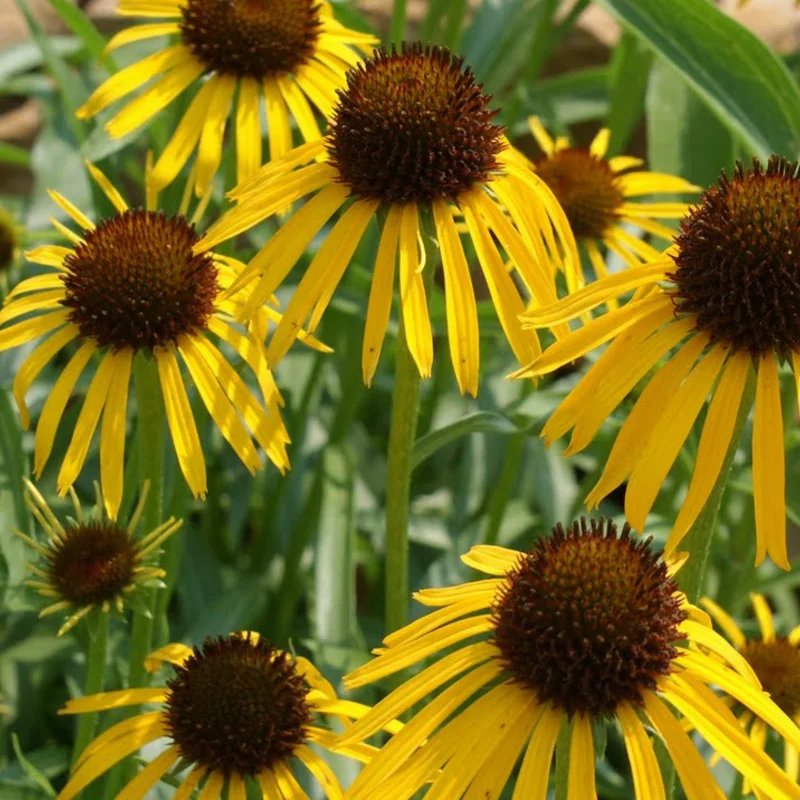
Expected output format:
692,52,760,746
2,0,800,797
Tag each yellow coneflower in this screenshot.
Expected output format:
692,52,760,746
0,162,323,520
702,593,800,789
527,117,698,282
515,157,800,569
198,44,579,396
58,632,399,799
77,0,376,196
13,478,181,636
338,520,800,800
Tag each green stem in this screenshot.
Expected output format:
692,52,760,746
390,0,407,46
384,314,422,636
524,0,560,82
384,212,437,636
71,611,108,765
677,366,756,604
554,718,572,800
441,0,468,50
128,354,165,687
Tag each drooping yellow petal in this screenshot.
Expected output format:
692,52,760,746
461,192,539,367
150,78,216,191
57,349,119,496
106,58,205,138
512,705,563,800
750,593,776,643
641,691,725,800
699,597,747,650
236,76,262,185
433,198,479,396
228,772,247,800
296,746,343,800
116,745,179,800
155,347,207,498
527,116,555,156
567,714,596,800
0,290,66,327
144,642,193,672
585,332,709,509
266,199,378,364
76,45,192,118
362,204,401,386
667,351,750,554
195,75,237,196
99,349,133,519
60,688,167,715
617,703,665,800
589,127,610,158
753,353,789,569
104,22,181,54
617,171,700,197
34,340,96,477
276,75,321,143
625,343,727,532
264,78,293,163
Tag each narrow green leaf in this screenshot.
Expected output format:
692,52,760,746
45,0,110,65
0,37,83,84
11,735,57,798
605,31,653,156
646,58,735,188
13,0,88,144
598,0,800,158
412,412,520,471
0,142,30,167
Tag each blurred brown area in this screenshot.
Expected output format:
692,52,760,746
1,0,800,196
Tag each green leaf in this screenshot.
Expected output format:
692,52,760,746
0,143,30,167
0,37,83,84
44,0,110,65
13,0,88,144
598,0,800,159
412,412,521,471
605,31,653,156
10,735,56,798
646,58,735,188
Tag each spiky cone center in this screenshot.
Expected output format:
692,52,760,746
164,634,312,776
534,148,624,240
491,519,686,718
47,521,137,606
326,43,505,204
179,0,322,79
60,210,219,352
0,207,17,270
740,638,800,717
670,156,800,357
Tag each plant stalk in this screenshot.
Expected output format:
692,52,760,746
127,354,165,687
384,212,437,636
390,0,407,45
70,611,109,765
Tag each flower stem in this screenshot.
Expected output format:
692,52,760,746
677,365,756,604
390,0,407,45
384,313,422,636
127,353,165,687
70,610,108,765
384,211,437,636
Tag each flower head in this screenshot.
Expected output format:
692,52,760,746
199,44,578,395
516,157,800,569
528,118,698,284
0,163,323,519
58,632,398,799
338,520,800,799
76,0,376,196
14,478,180,636
703,593,800,788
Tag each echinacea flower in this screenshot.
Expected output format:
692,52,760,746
13,478,180,636
338,519,800,800
198,44,579,395
0,162,312,520
78,0,376,196
702,592,800,788
58,632,399,799
515,157,800,569
527,117,698,282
